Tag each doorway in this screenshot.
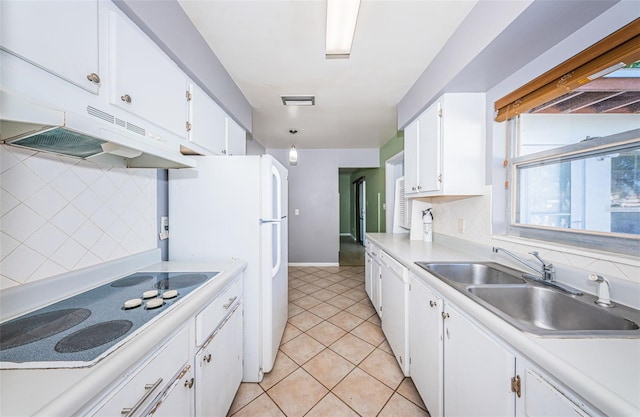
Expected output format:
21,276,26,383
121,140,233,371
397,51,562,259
354,176,366,245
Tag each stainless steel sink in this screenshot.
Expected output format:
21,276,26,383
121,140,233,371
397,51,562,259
467,286,640,333
416,262,526,285
415,261,640,337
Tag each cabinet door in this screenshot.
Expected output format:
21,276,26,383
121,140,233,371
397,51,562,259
365,250,372,300
444,304,516,417
188,83,226,154
371,259,382,317
416,101,441,193
146,366,194,417
404,119,419,194
409,276,443,417
0,0,99,93
109,9,187,138
195,305,243,416
520,368,592,417
225,117,246,156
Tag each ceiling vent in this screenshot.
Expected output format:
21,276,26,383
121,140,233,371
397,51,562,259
281,95,315,106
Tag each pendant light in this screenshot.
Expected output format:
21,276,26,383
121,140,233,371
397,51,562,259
288,129,298,165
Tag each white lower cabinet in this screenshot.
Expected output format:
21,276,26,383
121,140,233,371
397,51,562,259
366,242,382,317
518,363,598,417
148,365,195,417
409,275,603,417
195,304,243,416
91,325,192,417
380,251,410,376
409,275,443,417
443,303,516,417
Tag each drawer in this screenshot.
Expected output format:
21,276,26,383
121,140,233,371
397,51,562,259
91,325,190,417
195,276,242,346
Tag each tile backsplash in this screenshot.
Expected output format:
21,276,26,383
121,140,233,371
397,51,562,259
429,186,640,284
0,145,157,289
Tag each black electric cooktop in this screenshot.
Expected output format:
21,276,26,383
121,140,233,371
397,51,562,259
0,271,218,366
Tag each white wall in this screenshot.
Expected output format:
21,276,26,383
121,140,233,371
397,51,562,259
0,145,158,289
267,148,379,264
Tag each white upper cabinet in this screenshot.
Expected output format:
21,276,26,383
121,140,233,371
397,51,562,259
225,117,246,156
187,83,227,154
404,93,485,197
108,9,188,139
0,0,100,94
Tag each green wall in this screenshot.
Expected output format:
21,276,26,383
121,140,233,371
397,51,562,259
339,173,352,234
349,132,404,234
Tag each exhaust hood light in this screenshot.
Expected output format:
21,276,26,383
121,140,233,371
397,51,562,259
325,0,360,58
101,142,143,158
281,95,315,106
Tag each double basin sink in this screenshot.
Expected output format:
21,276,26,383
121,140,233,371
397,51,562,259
415,262,640,337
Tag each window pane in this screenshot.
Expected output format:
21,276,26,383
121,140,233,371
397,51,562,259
515,146,640,236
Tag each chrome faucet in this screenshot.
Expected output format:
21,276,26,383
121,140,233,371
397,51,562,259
492,247,582,295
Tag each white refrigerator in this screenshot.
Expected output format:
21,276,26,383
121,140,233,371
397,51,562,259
168,155,288,382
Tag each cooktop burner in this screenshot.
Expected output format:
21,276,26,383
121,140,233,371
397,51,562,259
0,271,219,366
0,308,91,350
154,273,208,290
110,274,154,288
55,320,133,353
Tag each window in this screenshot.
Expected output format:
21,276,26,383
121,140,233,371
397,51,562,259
497,20,640,256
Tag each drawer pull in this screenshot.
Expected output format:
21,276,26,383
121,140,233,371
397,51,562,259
223,296,238,309
121,378,163,416
204,353,212,363
184,377,195,389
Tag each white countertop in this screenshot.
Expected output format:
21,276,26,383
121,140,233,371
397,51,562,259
366,233,640,417
0,259,246,417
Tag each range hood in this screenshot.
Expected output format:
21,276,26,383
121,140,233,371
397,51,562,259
0,91,196,168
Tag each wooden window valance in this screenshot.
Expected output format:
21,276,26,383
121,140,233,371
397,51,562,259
494,18,640,122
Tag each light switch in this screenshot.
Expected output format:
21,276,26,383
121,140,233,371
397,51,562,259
294,209,300,216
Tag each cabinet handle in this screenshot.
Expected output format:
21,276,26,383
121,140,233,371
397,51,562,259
121,378,163,416
121,94,132,103
223,296,238,309
203,353,212,363
184,377,195,389
441,312,449,320
417,185,422,190
429,300,437,307
412,186,416,191
511,375,521,397
437,174,442,182
186,121,192,132
86,72,101,84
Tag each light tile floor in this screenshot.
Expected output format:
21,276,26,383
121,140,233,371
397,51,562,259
228,266,430,417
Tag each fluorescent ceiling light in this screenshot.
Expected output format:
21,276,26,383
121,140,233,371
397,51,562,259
325,0,360,58
281,95,315,106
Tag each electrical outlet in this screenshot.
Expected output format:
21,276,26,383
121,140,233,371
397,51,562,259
457,218,465,234
159,216,169,240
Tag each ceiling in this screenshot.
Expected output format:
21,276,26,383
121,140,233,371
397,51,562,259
177,0,477,150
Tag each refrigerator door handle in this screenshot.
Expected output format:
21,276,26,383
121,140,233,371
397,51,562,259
259,219,281,224
272,222,281,277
